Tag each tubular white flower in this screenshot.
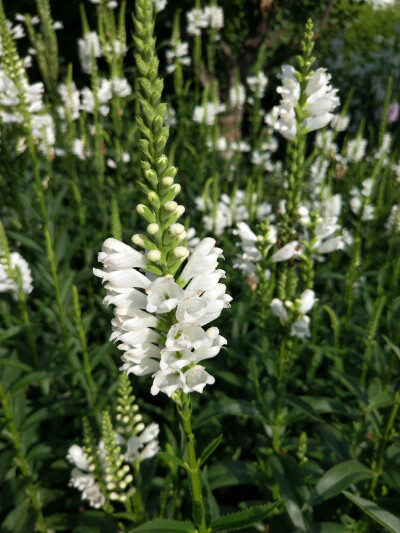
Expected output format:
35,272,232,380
95,236,229,396
271,241,302,262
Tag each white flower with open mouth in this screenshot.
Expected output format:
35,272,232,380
94,237,230,396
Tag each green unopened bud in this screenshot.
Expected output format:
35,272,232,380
136,204,156,223
178,230,187,241
173,246,189,259
147,223,159,235
132,234,146,247
156,135,167,153
165,166,178,178
153,114,164,131
176,205,185,217
156,155,168,172
161,176,174,188
125,474,133,484
148,191,160,208
109,492,119,501
172,183,181,195
136,422,145,432
164,201,177,212
144,169,157,182
147,250,162,262
170,223,185,236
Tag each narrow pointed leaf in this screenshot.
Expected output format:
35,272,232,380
193,399,263,428
128,519,196,532
158,451,187,469
269,456,307,533
343,491,400,533
210,502,280,532
309,461,374,505
199,433,223,467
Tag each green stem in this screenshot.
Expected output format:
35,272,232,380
177,392,208,533
0,379,47,533
369,388,400,498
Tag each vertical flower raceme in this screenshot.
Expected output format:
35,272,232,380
94,0,230,397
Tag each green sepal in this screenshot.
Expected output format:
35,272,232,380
137,204,156,223
145,263,163,276
133,234,158,250
210,502,280,532
161,210,184,228
128,519,196,533
136,116,153,144
137,181,152,195
139,139,154,161
161,184,180,203
198,433,223,467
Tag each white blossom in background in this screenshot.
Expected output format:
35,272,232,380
229,84,246,108
24,82,45,113
165,40,191,74
94,237,231,397
67,445,105,509
246,71,268,99
72,139,91,160
385,205,400,231
196,190,249,236
330,113,350,132
89,0,118,7
193,102,225,126
153,0,167,12
0,72,19,106
80,87,95,113
205,5,224,30
31,114,56,156
0,251,33,299
345,138,368,163
186,8,209,36
78,32,102,74
112,77,132,98
57,82,81,121
273,65,339,140
270,289,317,339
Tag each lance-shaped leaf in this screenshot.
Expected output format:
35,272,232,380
210,501,280,532
198,433,223,467
128,519,196,533
343,491,400,533
309,460,374,505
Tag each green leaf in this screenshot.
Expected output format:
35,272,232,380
74,510,119,533
207,460,260,490
383,335,400,361
309,461,374,505
311,523,349,533
0,325,28,344
210,502,280,532
343,491,400,533
198,434,223,467
365,391,394,412
128,519,196,532
158,451,187,469
269,456,307,533
193,399,263,428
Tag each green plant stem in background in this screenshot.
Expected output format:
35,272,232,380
72,285,96,409
0,379,48,533
175,391,208,533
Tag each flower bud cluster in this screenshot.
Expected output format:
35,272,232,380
94,237,231,396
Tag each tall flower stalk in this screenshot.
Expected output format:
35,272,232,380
94,0,231,529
